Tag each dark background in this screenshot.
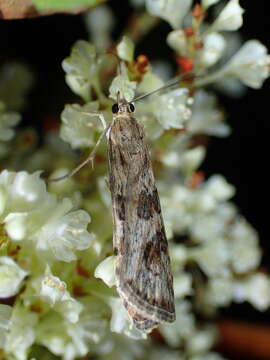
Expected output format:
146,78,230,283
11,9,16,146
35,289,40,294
1,1,270,358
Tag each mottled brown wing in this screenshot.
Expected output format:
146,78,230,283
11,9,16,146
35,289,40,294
108,114,175,332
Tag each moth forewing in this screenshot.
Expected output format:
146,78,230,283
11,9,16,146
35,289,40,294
107,99,175,332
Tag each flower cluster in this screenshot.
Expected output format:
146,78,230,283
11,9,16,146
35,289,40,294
1,1,270,360
0,103,21,157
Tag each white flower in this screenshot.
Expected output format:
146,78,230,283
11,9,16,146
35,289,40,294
186,326,218,355
167,30,187,55
139,88,192,132
199,33,226,67
136,112,164,140
31,198,95,262
229,218,261,273
233,273,270,311
48,168,76,195
41,272,67,305
78,296,109,343
173,272,193,298
36,313,89,360
160,135,205,172
109,65,137,102
205,277,233,306
191,175,235,213
0,102,21,142
84,5,114,51
212,33,246,97
62,40,96,101
60,102,103,149
204,175,235,202
62,40,110,101
0,170,47,217
0,304,12,348
222,40,270,89
3,177,95,261
100,333,146,360
160,150,181,168
0,257,28,298
188,90,230,137
107,297,147,339
190,203,237,243
160,301,195,347
202,0,221,9
4,194,55,241
117,36,135,63
157,88,192,128
181,146,206,174
36,297,109,359
189,238,230,277
146,0,192,29
137,71,164,94
95,255,116,287
160,184,192,234
212,0,244,32
137,87,192,137
214,77,246,98
170,244,188,267
192,191,217,213
1,171,95,260
40,267,83,323
5,306,38,360
56,297,84,324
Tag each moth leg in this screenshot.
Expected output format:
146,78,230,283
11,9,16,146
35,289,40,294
69,110,108,168
49,123,110,182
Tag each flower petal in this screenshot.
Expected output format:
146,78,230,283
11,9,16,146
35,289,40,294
223,40,270,88
107,297,147,339
5,306,38,360
212,0,244,31
94,255,116,287
146,0,192,29
234,273,270,311
60,102,102,149
117,36,135,63
199,33,226,67
167,30,187,55
109,65,137,102
0,257,28,298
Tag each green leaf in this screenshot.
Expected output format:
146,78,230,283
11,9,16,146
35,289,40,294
32,0,106,11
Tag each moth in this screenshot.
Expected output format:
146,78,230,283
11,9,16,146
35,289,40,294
50,76,193,331
108,97,175,332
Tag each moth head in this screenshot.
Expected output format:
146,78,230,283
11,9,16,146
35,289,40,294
112,101,135,114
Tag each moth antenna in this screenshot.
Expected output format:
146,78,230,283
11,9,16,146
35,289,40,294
133,70,203,103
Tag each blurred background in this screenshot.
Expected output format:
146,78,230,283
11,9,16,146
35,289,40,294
1,1,270,358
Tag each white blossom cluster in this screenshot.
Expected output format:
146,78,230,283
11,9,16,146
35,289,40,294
1,1,270,360
0,103,21,158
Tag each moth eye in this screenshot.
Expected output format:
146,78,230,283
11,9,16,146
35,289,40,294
112,103,119,113
129,103,135,112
